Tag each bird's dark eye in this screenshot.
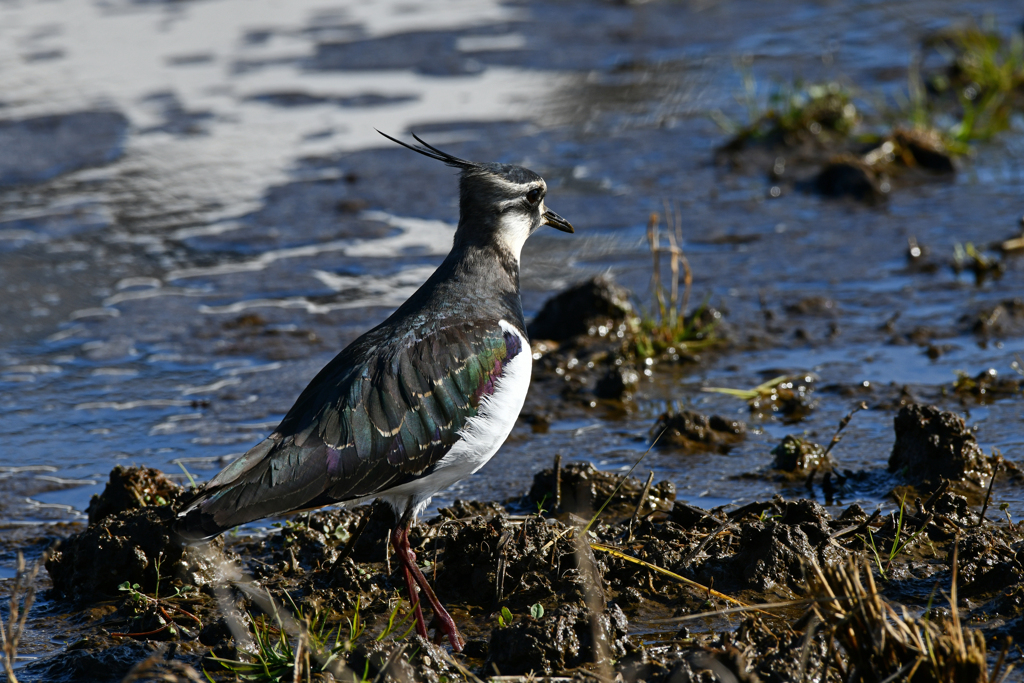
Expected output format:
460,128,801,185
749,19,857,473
526,188,542,205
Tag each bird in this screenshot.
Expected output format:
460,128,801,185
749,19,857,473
173,131,574,651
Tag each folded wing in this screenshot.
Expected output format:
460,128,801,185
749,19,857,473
174,320,521,540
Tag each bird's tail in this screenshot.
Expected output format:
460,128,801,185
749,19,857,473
171,436,280,544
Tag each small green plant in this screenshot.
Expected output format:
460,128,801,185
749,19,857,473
497,606,513,628
535,494,549,516
862,495,925,579
633,211,721,359
953,241,1003,283
176,461,198,489
714,78,860,144
529,603,544,620
928,23,1024,143
211,596,414,682
999,501,1013,526
703,374,812,413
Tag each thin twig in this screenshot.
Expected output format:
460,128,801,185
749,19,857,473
678,518,735,567
823,401,869,458
590,542,760,613
553,453,563,513
976,455,1000,527
583,428,666,535
627,471,655,542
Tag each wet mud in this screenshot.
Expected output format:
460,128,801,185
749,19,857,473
13,441,1024,682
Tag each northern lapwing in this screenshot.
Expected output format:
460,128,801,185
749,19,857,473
174,131,574,651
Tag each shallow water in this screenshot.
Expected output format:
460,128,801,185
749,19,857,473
1,0,1023,570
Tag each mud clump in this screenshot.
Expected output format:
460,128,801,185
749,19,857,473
956,529,1022,597
48,464,220,602
771,435,830,472
964,298,1024,338
723,616,833,683
815,154,887,204
890,127,955,173
46,505,220,602
431,514,590,610
594,364,641,401
86,465,183,525
888,403,994,488
488,603,629,675
728,499,844,592
949,368,1022,402
528,461,675,518
653,409,745,453
527,275,633,342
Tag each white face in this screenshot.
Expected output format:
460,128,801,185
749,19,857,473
493,180,546,262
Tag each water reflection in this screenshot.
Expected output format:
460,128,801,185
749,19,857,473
1,0,1023,540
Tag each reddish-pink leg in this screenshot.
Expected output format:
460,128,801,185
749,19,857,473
391,524,428,639
390,516,465,652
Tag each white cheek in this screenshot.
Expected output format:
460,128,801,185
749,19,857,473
497,212,534,262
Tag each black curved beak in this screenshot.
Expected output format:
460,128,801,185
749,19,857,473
542,209,574,233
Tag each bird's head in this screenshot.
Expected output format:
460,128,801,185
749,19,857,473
378,131,573,262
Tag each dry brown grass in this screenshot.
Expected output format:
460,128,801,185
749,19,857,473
1,549,51,683
808,552,1013,683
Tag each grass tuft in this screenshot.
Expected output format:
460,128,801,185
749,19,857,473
209,594,415,682
808,553,1013,682
632,210,721,359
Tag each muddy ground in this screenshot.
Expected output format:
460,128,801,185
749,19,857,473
10,456,1024,682
5,285,1024,682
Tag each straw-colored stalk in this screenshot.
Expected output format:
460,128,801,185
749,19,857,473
808,555,1011,683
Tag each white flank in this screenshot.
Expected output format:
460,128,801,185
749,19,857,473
380,320,531,520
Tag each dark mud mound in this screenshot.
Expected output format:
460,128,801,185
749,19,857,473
86,465,183,525
527,275,633,342
888,403,994,488
770,435,830,472
488,603,629,675
814,154,888,204
0,110,128,187
653,409,746,453
46,505,220,602
527,460,675,518
721,616,833,683
431,514,591,609
727,499,845,592
47,470,220,602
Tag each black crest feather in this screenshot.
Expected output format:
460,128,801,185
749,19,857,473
376,130,480,171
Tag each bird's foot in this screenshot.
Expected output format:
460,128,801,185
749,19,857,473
427,605,465,652
392,515,464,652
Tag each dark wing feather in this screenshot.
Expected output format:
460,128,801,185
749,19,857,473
174,320,521,540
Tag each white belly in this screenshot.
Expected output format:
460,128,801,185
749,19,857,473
380,320,531,519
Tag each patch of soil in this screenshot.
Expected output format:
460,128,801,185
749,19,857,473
488,603,629,675
771,435,831,472
26,456,1024,683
